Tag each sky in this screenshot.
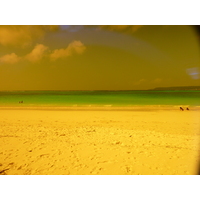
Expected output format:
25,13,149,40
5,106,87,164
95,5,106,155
0,25,199,90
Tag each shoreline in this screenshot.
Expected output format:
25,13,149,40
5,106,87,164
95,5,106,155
0,105,199,111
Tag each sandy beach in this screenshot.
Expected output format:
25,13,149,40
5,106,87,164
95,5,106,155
0,107,200,175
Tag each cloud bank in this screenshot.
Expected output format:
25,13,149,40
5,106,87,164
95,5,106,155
0,25,59,47
0,40,86,64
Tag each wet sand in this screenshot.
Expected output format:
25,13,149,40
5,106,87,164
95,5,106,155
0,107,200,175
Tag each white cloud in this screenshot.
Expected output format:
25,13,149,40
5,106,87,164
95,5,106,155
153,78,162,83
186,67,200,80
0,53,21,64
134,79,146,85
26,44,48,62
50,40,86,61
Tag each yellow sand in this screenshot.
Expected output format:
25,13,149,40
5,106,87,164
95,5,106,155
0,107,200,175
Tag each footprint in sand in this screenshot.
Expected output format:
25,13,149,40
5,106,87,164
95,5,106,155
39,154,49,158
113,141,121,145
0,168,9,175
97,161,108,164
125,166,131,173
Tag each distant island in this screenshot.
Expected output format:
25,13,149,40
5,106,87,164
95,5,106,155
150,86,200,90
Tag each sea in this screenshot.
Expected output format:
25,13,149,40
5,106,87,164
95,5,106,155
0,90,200,108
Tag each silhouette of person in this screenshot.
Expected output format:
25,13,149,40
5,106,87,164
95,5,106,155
180,107,184,111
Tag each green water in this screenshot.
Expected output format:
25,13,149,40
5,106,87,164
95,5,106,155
0,90,200,107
